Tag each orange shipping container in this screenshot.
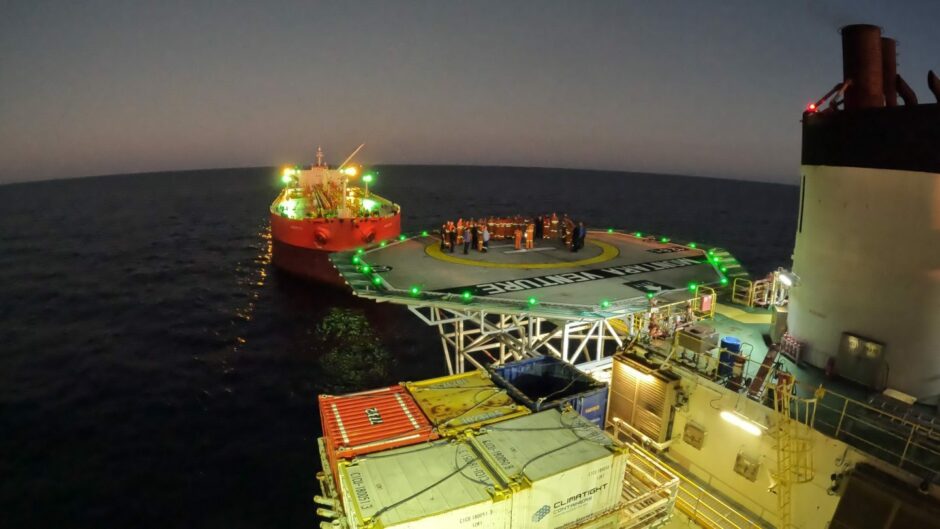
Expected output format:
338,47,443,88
318,386,438,486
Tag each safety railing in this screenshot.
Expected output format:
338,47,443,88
631,448,769,529
801,384,940,476
619,443,681,529
692,285,717,319
731,278,753,306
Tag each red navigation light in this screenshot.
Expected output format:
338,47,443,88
807,103,817,112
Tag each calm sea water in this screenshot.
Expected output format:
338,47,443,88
0,166,797,528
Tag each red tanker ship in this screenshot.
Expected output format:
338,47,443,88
270,146,401,284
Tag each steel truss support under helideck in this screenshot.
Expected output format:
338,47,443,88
407,305,647,374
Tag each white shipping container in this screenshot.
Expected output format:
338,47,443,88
337,438,512,529
471,409,627,529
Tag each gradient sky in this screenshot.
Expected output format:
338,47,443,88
1,1,938,184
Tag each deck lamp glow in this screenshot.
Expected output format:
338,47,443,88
720,410,764,437
688,282,698,292
356,248,364,255
634,232,643,237
623,363,655,383
362,198,377,212
646,292,655,299
421,230,429,237
360,265,372,274
527,297,538,306
342,166,358,177
409,285,421,296
777,268,801,287
399,234,407,241
607,228,614,233
461,291,472,301
600,299,611,309
281,168,296,184
720,277,729,285
380,241,387,247
660,237,670,243
371,276,383,286
351,255,361,264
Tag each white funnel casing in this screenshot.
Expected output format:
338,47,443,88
788,25,940,401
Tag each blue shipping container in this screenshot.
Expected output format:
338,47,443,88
489,356,609,428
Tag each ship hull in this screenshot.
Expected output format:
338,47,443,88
269,212,401,284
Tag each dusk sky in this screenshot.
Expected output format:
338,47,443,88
1,1,938,185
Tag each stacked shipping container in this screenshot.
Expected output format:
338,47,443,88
403,370,530,436
470,409,628,529
337,438,513,529
332,409,627,529
490,356,609,427
318,373,631,529
319,385,438,487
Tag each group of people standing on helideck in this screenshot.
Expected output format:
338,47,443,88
439,213,587,254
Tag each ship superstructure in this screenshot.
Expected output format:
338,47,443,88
789,24,940,404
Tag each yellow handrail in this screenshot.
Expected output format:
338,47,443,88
731,278,754,307
631,446,765,529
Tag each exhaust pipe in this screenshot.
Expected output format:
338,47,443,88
881,38,897,106
896,74,918,105
928,70,940,102
841,24,884,110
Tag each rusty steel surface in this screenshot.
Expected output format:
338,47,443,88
841,24,884,110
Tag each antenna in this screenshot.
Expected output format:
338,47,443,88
337,143,365,171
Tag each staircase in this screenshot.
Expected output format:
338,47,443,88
747,346,781,401
708,247,750,282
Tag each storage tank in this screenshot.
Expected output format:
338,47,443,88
789,25,940,401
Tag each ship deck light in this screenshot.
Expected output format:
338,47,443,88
720,410,765,436
623,363,655,383
776,268,801,288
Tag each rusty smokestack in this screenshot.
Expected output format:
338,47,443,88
929,70,940,103
881,37,897,107
841,24,884,110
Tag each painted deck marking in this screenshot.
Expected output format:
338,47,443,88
424,239,620,269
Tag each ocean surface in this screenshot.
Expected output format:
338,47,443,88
0,166,798,528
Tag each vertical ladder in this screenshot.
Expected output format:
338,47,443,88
772,377,815,529
773,377,794,529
